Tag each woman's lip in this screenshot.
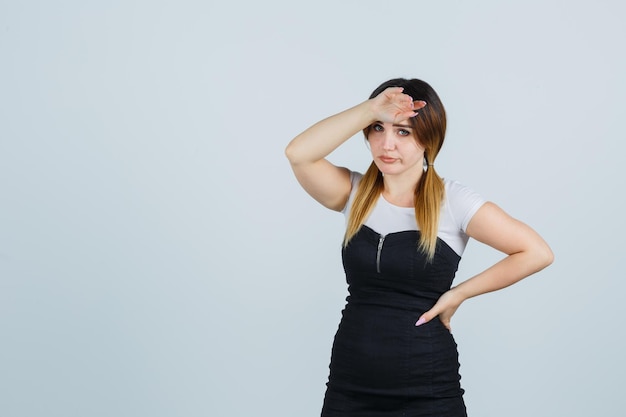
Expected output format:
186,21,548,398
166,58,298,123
380,156,397,163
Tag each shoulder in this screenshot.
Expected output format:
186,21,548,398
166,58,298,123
444,178,476,195
442,178,486,232
443,178,484,205
341,170,364,214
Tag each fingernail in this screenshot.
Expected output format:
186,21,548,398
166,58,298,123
415,317,426,326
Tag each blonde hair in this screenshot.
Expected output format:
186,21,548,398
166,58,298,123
343,78,447,262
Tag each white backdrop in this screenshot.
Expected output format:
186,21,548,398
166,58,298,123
1,1,624,416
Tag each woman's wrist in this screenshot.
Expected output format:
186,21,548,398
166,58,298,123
448,285,470,305
354,99,378,127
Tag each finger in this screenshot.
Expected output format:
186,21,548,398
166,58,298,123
383,86,404,96
394,111,418,123
440,319,451,331
415,316,427,326
390,111,418,124
412,100,427,111
396,96,418,111
415,309,437,326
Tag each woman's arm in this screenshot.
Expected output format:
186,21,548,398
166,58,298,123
285,87,424,211
416,202,554,330
284,100,374,211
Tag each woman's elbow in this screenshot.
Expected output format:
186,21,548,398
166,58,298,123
540,250,554,270
284,142,295,161
284,140,303,165
534,242,555,271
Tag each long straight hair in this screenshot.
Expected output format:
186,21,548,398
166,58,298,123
344,78,447,262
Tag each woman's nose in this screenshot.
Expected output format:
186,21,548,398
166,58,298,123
382,133,395,150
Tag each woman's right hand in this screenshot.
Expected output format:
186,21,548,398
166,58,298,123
285,87,426,211
369,87,427,123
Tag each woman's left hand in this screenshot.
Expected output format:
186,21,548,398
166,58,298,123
415,289,464,331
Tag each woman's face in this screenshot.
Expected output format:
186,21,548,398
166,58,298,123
367,119,425,177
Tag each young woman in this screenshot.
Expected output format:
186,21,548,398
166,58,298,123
285,78,553,416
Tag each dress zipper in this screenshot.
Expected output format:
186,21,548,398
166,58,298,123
376,235,385,273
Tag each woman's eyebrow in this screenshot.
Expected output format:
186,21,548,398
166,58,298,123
372,121,412,128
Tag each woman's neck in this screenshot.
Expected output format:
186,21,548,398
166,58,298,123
382,170,423,208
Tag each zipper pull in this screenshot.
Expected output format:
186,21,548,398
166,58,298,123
376,235,385,273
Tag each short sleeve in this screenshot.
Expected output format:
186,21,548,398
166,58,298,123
444,180,486,232
341,171,363,215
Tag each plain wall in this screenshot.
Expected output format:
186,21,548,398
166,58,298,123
1,1,624,416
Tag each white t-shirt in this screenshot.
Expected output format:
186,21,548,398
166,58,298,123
342,171,486,256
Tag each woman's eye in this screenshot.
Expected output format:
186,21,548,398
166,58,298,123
372,124,383,132
398,129,410,136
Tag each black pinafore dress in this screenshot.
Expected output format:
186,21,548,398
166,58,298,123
321,225,467,417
